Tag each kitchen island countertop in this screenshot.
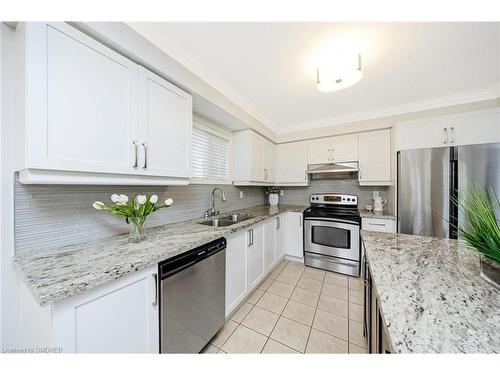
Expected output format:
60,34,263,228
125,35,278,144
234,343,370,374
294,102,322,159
14,205,307,306
361,230,500,353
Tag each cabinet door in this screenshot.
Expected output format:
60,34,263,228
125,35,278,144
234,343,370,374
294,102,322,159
396,118,447,151
250,132,265,181
247,224,265,289
26,22,139,175
276,141,308,184
225,230,248,316
263,139,276,182
53,265,159,353
276,215,286,259
138,67,192,178
332,134,358,162
307,138,332,164
264,219,277,272
358,129,391,184
451,109,500,146
285,212,304,259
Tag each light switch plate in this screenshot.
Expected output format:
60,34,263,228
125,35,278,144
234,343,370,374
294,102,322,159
280,190,284,196
240,191,244,198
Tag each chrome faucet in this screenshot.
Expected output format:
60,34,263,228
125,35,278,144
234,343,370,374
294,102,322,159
205,188,226,218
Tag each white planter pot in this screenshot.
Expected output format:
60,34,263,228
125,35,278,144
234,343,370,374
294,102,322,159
269,193,279,206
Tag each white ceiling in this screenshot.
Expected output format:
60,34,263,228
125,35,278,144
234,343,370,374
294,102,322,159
129,22,500,134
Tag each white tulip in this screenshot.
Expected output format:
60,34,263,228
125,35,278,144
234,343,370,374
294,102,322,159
137,195,147,205
111,194,120,203
118,194,129,205
164,198,173,206
150,195,158,204
92,201,104,210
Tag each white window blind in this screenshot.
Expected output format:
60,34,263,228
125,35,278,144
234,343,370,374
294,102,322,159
192,126,230,180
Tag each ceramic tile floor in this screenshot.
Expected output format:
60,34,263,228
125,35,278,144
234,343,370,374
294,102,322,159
202,259,369,354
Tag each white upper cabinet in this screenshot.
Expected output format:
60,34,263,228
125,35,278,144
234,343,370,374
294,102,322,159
307,137,333,164
307,134,358,164
450,109,500,146
17,22,192,185
397,108,500,151
233,129,275,185
358,129,392,185
263,138,276,182
138,66,192,178
276,141,308,185
331,134,359,162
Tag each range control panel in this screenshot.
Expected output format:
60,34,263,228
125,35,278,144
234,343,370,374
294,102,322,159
310,193,358,206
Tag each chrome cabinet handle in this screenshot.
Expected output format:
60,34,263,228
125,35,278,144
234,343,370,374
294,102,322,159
450,126,455,143
327,148,331,161
247,229,253,246
305,170,308,181
442,128,448,144
276,216,280,230
142,142,148,169
251,229,254,245
152,273,158,307
368,222,386,226
299,216,302,227
264,168,268,180
331,148,334,161
132,141,138,168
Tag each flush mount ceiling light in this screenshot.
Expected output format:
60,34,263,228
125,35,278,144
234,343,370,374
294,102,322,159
316,53,363,93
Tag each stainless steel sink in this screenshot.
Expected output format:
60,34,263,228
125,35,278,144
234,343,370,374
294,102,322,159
198,218,234,228
219,213,255,222
198,213,255,227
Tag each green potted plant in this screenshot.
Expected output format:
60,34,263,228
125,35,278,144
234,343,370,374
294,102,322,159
454,185,500,288
93,194,173,243
265,186,281,206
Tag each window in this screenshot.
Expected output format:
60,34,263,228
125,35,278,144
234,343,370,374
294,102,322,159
192,121,230,182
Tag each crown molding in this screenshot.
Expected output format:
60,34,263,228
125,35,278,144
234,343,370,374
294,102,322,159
127,24,281,134
277,84,500,134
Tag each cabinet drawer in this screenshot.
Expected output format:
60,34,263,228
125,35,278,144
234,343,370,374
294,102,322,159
362,218,395,233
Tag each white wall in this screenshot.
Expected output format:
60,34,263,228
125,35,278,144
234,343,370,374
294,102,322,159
1,22,21,349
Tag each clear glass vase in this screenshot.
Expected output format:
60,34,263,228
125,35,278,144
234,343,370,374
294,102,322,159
480,256,500,289
129,219,147,243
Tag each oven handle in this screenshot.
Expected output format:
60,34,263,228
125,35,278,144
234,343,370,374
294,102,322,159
304,217,360,226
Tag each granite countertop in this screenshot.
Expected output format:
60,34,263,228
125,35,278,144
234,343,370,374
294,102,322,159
359,209,396,220
361,230,500,353
14,204,307,306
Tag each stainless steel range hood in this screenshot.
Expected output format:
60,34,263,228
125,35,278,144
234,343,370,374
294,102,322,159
307,162,359,175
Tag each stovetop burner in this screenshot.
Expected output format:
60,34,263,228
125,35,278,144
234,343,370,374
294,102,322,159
304,193,361,224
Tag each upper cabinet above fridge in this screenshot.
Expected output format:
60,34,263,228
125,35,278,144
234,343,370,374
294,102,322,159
15,22,192,185
396,108,500,151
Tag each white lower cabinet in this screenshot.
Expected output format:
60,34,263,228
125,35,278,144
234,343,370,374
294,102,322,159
264,219,277,272
225,215,291,317
52,265,159,353
285,212,304,259
276,214,286,259
361,217,396,233
225,230,248,316
246,224,265,290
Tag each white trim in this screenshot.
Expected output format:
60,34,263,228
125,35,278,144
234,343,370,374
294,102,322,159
19,169,190,186
277,85,500,134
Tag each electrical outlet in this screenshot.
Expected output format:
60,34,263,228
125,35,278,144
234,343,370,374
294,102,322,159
280,190,284,196
240,191,244,198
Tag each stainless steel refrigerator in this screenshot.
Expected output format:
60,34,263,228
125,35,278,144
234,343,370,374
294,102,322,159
397,142,500,239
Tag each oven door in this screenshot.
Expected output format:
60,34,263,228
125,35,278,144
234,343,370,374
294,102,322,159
304,218,360,261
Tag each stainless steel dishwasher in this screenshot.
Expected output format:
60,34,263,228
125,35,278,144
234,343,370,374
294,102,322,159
159,237,226,353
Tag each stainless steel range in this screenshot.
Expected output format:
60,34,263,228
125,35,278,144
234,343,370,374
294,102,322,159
304,193,361,277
